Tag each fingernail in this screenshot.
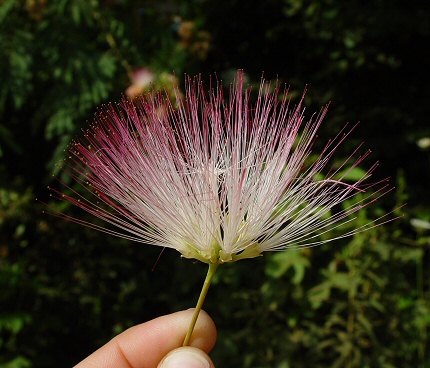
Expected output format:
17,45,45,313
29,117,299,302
160,349,210,368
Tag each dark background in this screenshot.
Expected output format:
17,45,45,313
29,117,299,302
1,1,429,367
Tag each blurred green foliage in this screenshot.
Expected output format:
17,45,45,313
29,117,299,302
1,0,429,367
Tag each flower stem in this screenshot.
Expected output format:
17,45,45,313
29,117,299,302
183,262,219,346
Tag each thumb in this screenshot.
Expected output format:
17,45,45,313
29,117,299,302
158,346,215,368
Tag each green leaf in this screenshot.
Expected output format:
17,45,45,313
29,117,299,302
0,313,31,334
0,0,16,24
308,282,331,309
0,356,31,368
334,167,367,182
265,249,310,284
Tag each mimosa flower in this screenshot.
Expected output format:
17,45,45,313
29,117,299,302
51,71,392,345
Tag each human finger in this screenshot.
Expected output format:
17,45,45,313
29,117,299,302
74,309,217,368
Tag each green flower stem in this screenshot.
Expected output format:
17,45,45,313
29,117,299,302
183,262,219,346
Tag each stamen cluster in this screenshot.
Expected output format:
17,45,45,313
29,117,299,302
51,71,391,264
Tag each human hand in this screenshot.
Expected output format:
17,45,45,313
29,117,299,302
74,309,216,368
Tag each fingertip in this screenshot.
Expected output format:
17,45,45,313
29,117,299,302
158,347,215,368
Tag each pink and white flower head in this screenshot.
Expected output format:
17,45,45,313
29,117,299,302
53,71,392,264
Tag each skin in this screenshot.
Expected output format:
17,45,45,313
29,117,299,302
74,309,217,368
